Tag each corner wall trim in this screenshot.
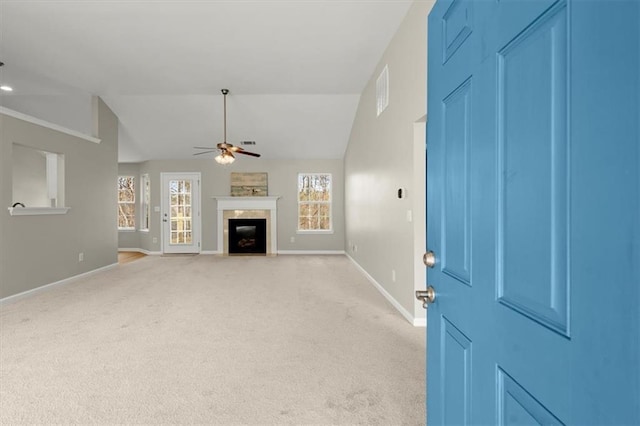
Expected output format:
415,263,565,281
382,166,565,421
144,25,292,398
277,250,346,255
0,263,118,306
347,254,425,327
0,106,101,144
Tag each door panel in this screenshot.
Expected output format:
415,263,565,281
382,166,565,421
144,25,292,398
498,368,563,426
441,317,472,425
496,2,569,335
426,0,639,424
442,78,472,286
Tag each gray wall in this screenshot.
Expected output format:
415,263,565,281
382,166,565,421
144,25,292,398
0,98,118,299
344,0,434,322
118,158,344,253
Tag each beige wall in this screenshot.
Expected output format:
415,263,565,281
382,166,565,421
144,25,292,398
118,158,344,253
344,0,435,323
0,99,118,299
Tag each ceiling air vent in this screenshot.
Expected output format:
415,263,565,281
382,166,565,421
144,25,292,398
376,65,389,117
240,141,256,146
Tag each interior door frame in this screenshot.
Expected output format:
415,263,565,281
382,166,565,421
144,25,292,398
160,172,201,254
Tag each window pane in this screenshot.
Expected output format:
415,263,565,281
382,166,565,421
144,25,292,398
117,176,136,229
297,173,331,231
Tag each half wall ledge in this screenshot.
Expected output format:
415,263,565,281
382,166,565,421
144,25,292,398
8,207,71,216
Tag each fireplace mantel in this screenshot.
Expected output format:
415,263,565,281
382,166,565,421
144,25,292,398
213,196,280,254
214,196,280,211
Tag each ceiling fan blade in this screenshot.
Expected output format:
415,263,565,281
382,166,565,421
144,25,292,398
235,150,261,158
193,146,218,149
193,150,218,155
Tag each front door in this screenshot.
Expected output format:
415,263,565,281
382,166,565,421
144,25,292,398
161,172,201,254
426,0,639,424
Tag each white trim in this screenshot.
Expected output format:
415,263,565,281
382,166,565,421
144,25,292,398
8,207,70,216
278,250,345,255
413,317,427,327
296,229,335,235
200,250,221,255
0,106,101,144
213,196,280,211
118,248,161,255
347,254,425,327
0,263,118,306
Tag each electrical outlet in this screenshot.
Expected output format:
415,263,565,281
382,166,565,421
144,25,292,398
153,237,158,243
79,252,84,262
290,236,295,243
353,244,358,253
392,269,396,282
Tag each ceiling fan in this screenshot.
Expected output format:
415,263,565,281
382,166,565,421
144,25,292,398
193,89,261,164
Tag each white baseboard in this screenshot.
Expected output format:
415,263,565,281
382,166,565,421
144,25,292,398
346,254,425,327
200,250,221,255
413,317,426,327
118,248,161,255
277,250,346,255
0,263,119,306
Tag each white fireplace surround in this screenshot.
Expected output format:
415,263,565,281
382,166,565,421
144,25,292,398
214,196,280,254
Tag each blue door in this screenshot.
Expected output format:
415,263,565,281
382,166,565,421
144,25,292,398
425,0,639,423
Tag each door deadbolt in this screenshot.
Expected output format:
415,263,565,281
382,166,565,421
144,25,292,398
423,251,436,268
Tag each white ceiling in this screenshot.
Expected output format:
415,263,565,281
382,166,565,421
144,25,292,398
0,0,413,162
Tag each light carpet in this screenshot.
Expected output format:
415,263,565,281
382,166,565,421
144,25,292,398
0,255,425,425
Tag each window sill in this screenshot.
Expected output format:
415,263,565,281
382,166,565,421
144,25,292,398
8,207,70,216
296,229,334,235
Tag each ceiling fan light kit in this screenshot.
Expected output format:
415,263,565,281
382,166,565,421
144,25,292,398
215,151,235,165
193,88,261,165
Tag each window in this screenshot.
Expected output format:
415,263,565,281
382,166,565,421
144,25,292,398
140,174,150,231
118,176,135,230
297,173,332,233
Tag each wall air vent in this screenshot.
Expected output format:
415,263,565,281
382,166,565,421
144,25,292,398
240,141,256,146
376,65,389,117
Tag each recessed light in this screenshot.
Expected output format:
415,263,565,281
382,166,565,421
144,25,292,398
0,85,13,92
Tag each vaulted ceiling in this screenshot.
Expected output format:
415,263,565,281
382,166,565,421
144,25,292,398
0,0,413,162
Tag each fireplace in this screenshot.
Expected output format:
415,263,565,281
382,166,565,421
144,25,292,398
228,218,267,255
214,196,280,255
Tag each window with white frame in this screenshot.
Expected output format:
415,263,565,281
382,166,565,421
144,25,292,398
140,174,150,231
297,173,332,232
117,176,135,230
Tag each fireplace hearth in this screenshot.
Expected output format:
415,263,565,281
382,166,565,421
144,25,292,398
228,218,267,255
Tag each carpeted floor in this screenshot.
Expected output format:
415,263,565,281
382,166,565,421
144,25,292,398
0,255,426,425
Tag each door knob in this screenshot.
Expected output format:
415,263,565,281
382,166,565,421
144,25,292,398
423,251,436,268
416,286,436,308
